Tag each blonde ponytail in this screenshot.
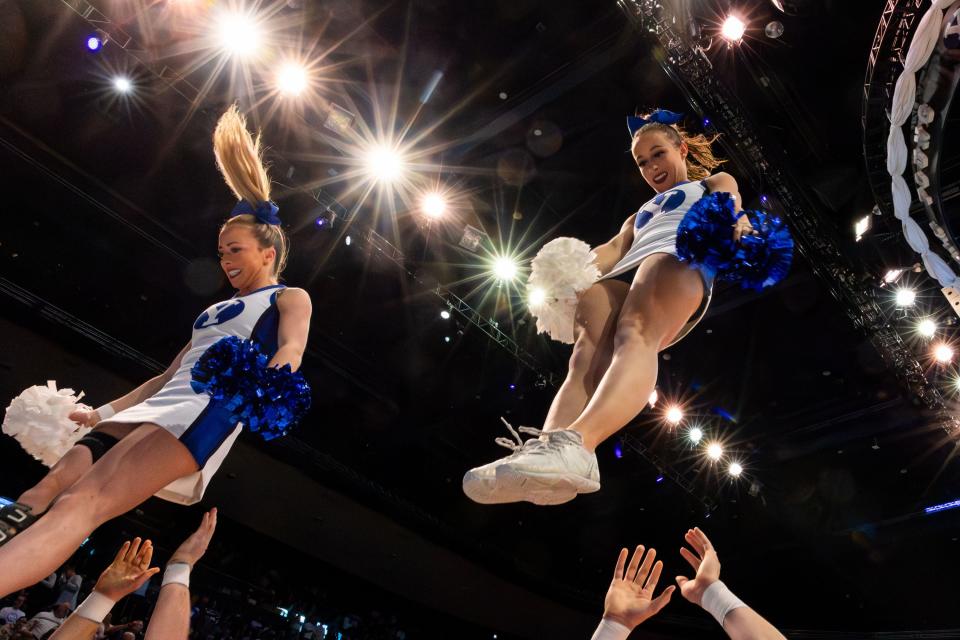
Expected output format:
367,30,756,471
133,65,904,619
215,106,289,278
213,104,272,204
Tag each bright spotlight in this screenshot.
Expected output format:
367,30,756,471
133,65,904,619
86,35,104,52
883,268,904,284
720,15,746,42
421,193,447,219
665,406,683,426
112,76,133,94
917,318,937,338
365,146,403,183
854,215,871,242
528,287,546,307
895,288,916,307
934,343,954,363
706,442,723,461
440,310,451,320
688,427,703,444
492,256,518,281
216,11,263,58
276,63,308,96
728,461,744,477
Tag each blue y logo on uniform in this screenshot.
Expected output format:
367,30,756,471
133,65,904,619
194,300,245,329
636,187,687,230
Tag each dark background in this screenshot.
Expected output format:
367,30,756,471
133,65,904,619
1,0,959,637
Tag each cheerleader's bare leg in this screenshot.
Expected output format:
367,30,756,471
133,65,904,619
16,424,135,514
492,254,704,503
542,280,628,431
569,253,703,448
0,423,197,596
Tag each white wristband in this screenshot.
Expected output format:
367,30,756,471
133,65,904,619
161,562,191,588
74,592,116,623
95,403,116,421
701,581,747,627
590,618,631,640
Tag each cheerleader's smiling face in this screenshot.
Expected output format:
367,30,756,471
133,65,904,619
632,130,688,193
217,224,277,291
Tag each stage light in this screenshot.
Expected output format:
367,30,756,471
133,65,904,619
924,498,960,514
345,235,351,246
706,442,723,461
86,35,104,52
492,256,518,281
444,336,451,343
895,288,916,307
365,145,403,183
665,405,683,425
720,15,746,42
440,310,451,319
276,62,308,97
216,11,263,58
917,318,937,338
688,427,703,444
112,76,133,94
528,287,546,307
934,343,954,363
614,442,623,459
728,461,744,477
883,268,904,284
764,21,784,38
421,193,447,219
648,389,658,407
655,475,664,483
854,215,871,241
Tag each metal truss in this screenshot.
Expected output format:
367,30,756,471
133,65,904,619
618,0,958,436
862,0,926,215
363,227,560,387
620,432,717,515
59,0,202,103
0,278,165,373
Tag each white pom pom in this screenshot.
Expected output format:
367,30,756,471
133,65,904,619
526,237,600,344
2,381,93,467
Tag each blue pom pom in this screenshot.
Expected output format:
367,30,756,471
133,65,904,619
190,336,311,441
676,191,740,278
729,211,794,291
677,192,794,291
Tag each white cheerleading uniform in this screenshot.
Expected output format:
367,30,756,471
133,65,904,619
601,179,714,345
102,284,286,505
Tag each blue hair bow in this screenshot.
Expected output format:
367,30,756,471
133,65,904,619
230,200,281,226
626,109,685,137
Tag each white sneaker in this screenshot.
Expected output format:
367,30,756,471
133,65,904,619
462,418,568,504
495,429,600,505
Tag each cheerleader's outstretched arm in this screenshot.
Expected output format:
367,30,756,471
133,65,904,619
73,343,191,427
69,342,190,427
268,288,312,372
703,172,752,242
592,213,637,276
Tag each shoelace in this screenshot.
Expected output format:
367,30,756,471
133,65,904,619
494,417,543,452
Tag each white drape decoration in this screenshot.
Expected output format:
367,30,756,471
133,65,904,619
886,0,960,289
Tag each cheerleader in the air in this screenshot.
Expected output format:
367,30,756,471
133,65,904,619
0,105,312,595
463,110,791,506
